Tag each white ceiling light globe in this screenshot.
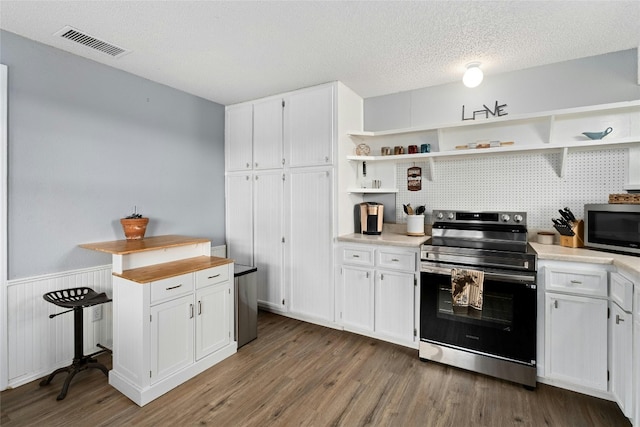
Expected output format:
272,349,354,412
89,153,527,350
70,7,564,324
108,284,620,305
463,63,483,88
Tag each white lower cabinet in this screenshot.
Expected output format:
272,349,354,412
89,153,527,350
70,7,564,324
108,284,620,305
150,294,195,383
288,167,334,323
341,265,374,332
338,244,417,348
195,282,232,360
375,269,415,344
111,263,235,406
225,173,254,266
540,261,639,425
610,301,633,417
544,292,608,391
541,262,609,393
610,272,633,418
634,314,640,427
254,169,285,311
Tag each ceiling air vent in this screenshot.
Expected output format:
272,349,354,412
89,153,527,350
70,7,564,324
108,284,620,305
54,26,130,58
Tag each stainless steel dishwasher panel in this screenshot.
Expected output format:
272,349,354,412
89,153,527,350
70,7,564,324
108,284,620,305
234,264,257,348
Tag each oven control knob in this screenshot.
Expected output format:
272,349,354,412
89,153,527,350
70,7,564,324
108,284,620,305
436,212,444,220
501,214,511,222
513,214,523,223
447,212,455,220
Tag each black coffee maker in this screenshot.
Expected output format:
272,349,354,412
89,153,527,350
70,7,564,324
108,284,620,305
356,202,384,235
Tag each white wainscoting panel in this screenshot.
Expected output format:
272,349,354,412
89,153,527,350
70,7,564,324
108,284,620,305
6,265,112,388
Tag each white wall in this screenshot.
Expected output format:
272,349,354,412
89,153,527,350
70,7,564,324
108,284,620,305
362,49,639,228
364,49,640,131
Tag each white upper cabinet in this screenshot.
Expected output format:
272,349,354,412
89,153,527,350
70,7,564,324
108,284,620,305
253,97,284,170
285,84,335,167
225,104,253,172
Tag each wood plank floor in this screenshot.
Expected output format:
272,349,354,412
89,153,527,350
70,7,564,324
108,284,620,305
1,311,631,426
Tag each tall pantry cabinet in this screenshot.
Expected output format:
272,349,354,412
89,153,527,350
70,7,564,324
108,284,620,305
225,82,362,326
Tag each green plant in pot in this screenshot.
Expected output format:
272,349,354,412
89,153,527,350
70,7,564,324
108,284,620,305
120,207,149,240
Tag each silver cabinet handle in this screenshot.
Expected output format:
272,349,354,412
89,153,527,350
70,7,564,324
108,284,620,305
166,284,183,291
190,304,194,319
255,162,258,168
198,301,202,315
246,162,250,168
570,280,582,284
381,274,384,280
391,258,400,262
554,300,558,309
207,274,220,279
352,254,360,258
365,272,369,279
616,315,625,324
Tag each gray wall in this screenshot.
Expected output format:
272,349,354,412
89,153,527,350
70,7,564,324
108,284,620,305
365,49,640,131
1,31,226,279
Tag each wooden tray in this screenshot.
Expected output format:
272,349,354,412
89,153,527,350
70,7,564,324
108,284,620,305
609,194,640,204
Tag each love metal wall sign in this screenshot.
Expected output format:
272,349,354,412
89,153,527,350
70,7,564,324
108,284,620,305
461,100,508,121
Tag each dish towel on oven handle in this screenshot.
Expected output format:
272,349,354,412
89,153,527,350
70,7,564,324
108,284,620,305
451,268,484,313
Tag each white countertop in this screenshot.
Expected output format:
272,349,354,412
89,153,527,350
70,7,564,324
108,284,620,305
531,242,640,276
337,223,429,248
338,226,640,275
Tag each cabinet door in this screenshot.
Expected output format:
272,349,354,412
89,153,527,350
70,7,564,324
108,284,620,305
254,170,285,311
288,167,333,322
225,104,253,172
634,317,640,426
226,173,254,266
196,282,231,360
340,266,374,332
150,295,194,384
375,270,415,344
545,293,608,391
253,97,284,170
610,302,632,417
284,84,334,167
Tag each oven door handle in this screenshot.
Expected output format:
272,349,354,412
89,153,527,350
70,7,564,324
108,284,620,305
420,264,536,283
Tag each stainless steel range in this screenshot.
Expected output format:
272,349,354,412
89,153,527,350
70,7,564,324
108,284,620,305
419,210,537,388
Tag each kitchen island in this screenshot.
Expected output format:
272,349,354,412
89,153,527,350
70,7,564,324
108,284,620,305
81,235,236,406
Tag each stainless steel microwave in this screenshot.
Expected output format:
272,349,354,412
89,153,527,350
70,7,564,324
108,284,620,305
584,203,640,256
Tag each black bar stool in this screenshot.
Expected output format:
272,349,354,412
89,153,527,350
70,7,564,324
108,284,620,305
40,287,112,400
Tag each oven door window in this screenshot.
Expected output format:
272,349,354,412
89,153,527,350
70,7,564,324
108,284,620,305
421,270,536,364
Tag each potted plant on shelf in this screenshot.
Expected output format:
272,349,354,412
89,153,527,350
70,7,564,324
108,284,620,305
120,207,149,240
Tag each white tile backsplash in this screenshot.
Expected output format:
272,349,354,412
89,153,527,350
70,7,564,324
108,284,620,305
395,148,627,229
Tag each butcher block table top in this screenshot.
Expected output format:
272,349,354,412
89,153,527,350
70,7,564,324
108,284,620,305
80,235,233,283
115,255,233,283
80,235,210,255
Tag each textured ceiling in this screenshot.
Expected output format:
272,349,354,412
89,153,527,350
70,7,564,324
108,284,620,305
1,1,639,105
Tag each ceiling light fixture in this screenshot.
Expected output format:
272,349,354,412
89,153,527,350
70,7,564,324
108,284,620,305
463,62,483,88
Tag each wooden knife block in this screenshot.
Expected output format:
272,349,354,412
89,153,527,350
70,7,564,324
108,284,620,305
559,220,584,248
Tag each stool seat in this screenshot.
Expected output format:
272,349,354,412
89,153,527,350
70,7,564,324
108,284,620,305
40,287,112,401
43,287,111,309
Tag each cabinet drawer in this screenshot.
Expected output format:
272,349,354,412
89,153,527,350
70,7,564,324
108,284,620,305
545,267,607,297
151,273,194,304
195,265,229,289
377,250,416,272
342,247,374,266
610,273,633,312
